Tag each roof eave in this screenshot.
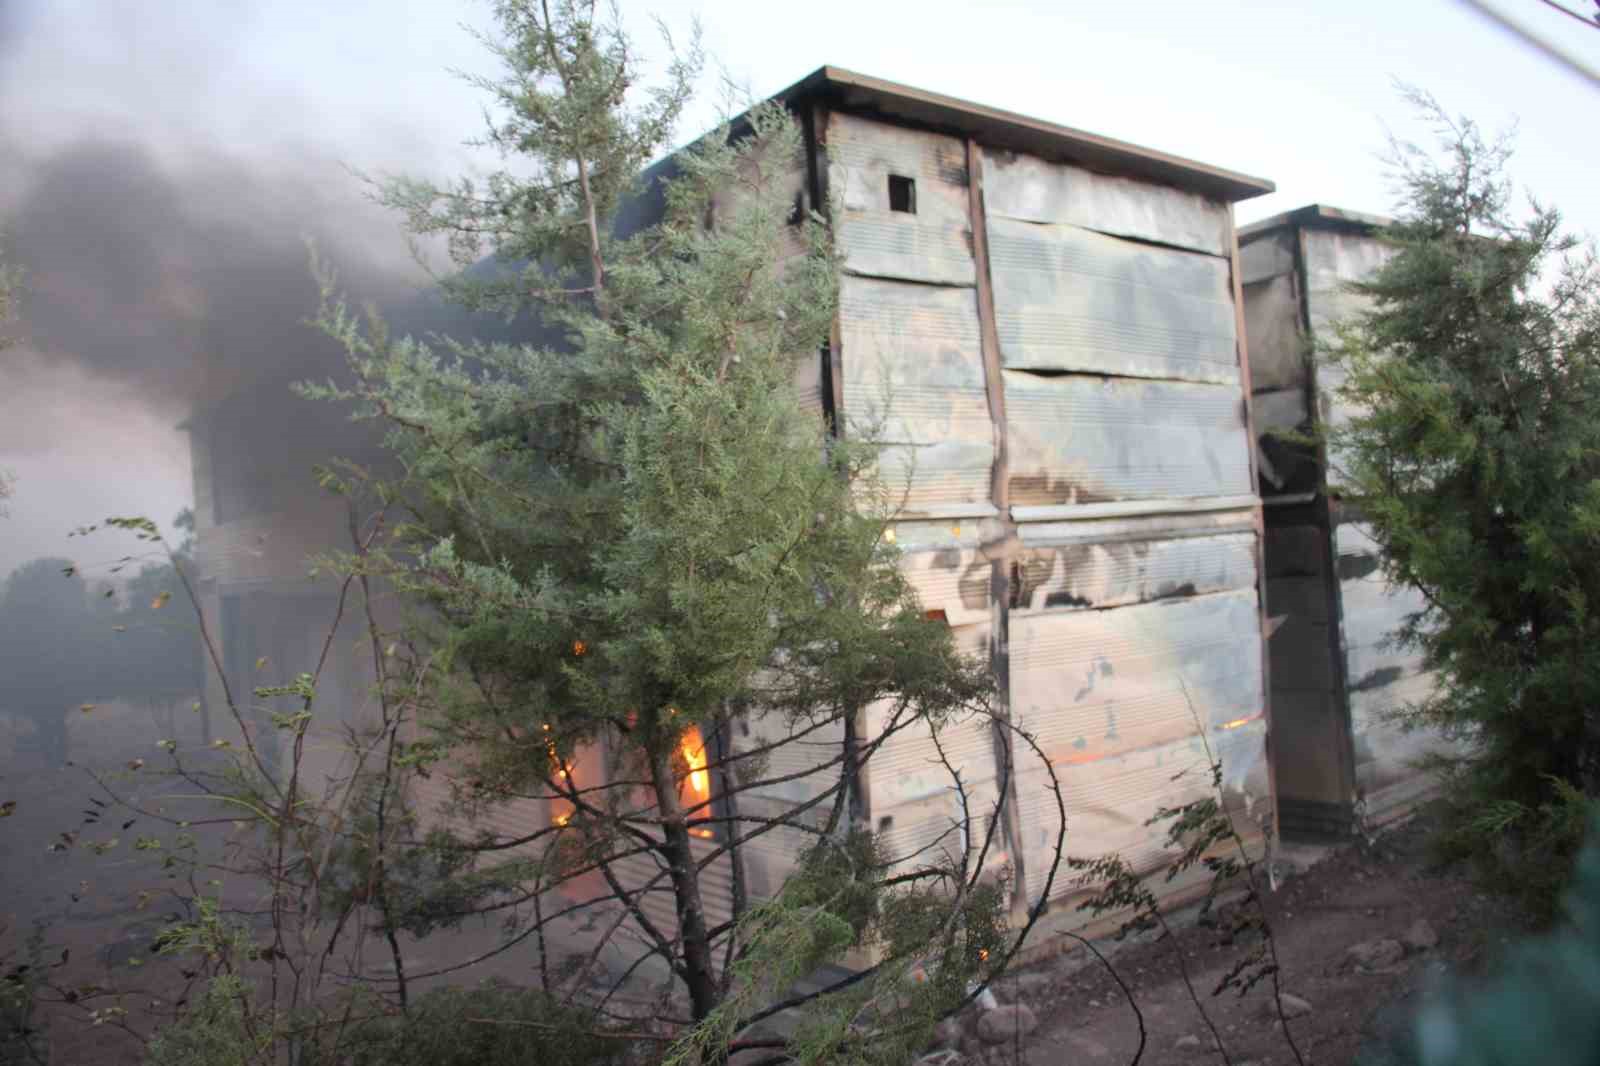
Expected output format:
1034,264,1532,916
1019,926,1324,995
776,65,1274,204
1239,203,1393,241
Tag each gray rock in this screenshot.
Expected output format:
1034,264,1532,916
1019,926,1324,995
932,1018,962,1050
975,1004,1039,1045
1402,918,1440,952
1345,937,1406,972
1260,992,1312,1019
1174,1034,1203,1050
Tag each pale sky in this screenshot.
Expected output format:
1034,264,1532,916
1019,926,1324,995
2,0,1598,576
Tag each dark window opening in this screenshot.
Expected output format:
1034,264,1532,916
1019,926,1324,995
887,174,916,214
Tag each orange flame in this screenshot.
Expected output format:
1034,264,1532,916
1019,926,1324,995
682,726,709,799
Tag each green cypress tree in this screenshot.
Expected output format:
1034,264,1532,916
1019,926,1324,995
307,1,1013,1056
1326,89,1600,903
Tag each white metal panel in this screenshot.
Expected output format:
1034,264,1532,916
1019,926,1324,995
1011,532,1257,613
839,276,995,515
1010,589,1265,767
1242,272,1306,392
1013,718,1269,903
1333,522,1453,819
1302,228,1394,477
899,545,992,627
827,112,976,286
979,148,1232,258
865,624,1001,877
1239,229,1295,284
985,217,1239,384
1003,371,1253,506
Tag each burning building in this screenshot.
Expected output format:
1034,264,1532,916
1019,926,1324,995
187,68,1280,960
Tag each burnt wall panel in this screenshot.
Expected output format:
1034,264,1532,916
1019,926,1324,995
1239,229,1296,285
1241,272,1305,393
1263,522,1346,812
838,276,995,515
1009,590,1264,768
1011,531,1255,613
1013,719,1269,903
867,623,1000,876
827,112,976,287
1334,522,1453,824
979,149,1231,258
1003,371,1253,506
1301,228,1395,493
985,216,1239,384
1007,592,1269,900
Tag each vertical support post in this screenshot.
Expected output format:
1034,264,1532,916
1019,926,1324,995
1294,223,1360,830
966,136,1030,923
805,103,870,831
1228,205,1279,843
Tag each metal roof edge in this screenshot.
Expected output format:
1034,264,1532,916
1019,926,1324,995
1238,203,1393,241
774,65,1275,204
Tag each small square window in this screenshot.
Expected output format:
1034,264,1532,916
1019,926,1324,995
887,174,916,214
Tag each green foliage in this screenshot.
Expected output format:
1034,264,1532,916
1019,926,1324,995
335,981,630,1066
141,975,267,1066
304,0,997,1048
1325,89,1600,910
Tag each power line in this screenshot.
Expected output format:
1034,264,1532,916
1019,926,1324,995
1533,0,1600,32
1458,0,1600,89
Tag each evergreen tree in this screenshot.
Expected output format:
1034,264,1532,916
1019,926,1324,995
0,557,99,765
306,1,1026,1058
1326,89,1600,901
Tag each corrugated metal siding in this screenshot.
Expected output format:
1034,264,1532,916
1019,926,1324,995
966,142,1265,906
1239,228,1295,285
868,624,1001,879
837,276,995,516
899,544,994,627
197,498,349,585
979,149,1231,258
1014,719,1270,904
1011,531,1256,613
1004,371,1253,506
985,217,1239,384
828,112,975,287
1300,228,1394,493
1009,586,1266,900
1333,521,1450,823
1263,523,1348,813
1241,273,1305,394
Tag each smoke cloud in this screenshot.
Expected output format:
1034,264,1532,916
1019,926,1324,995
0,1,492,574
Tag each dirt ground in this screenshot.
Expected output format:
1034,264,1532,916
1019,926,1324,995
969,811,1529,1066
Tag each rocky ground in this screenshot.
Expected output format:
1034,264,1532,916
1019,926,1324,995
925,811,1530,1066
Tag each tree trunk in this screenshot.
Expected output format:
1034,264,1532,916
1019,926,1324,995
648,742,720,1021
